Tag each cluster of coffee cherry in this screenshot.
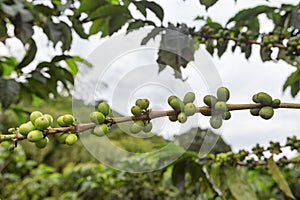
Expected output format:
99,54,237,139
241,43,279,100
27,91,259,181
167,92,197,123
203,87,231,129
250,92,281,120
129,98,152,134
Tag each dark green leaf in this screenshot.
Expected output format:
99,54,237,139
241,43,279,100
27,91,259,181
204,163,222,195
59,22,72,51
186,162,204,184
199,0,218,10
127,20,155,33
132,1,147,17
137,1,164,21
141,27,164,45
12,9,34,43
217,40,228,57
109,15,131,35
16,39,37,70
0,19,7,38
171,161,186,191
245,44,252,59
267,157,296,199
0,78,20,109
89,5,130,21
223,166,258,200
260,46,272,62
283,69,300,97
70,17,89,39
227,6,275,25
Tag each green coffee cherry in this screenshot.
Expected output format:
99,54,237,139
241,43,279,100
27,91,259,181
252,94,259,103
57,133,68,144
257,92,272,106
203,95,218,107
43,114,53,125
168,115,178,122
130,120,144,134
30,111,43,124
169,98,184,112
19,121,35,136
183,92,195,104
210,116,223,129
65,134,78,145
143,122,153,133
250,108,260,116
177,112,187,123
217,87,230,102
222,111,231,120
272,99,281,107
98,102,110,116
57,116,67,127
27,130,43,142
184,103,196,116
35,137,49,148
168,95,178,104
136,98,149,110
259,106,274,120
89,112,105,124
34,116,50,130
93,124,108,137
63,114,75,126
8,128,15,133
131,105,142,116
214,101,228,113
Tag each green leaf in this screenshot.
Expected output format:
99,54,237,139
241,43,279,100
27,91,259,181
204,163,222,195
109,15,131,35
260,46,272,62
267,157,296,199
65,58,78,76
245,44,252,59
0,78,20,109
77,0,107,14
59,22,72,51
137,1,164,22
89,18,110,36
0,57,18,77
127,20,155,33
199,0,218,10
141,27,164,45
171,161,186,191
0,19,7,38
16,39,37,70
223,166,258,200
70,17,89,39
132,1,147,17
283,69,300,97
89,5,130,21
227,6,275,25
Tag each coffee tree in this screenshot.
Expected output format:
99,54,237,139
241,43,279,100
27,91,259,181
0,0,299,199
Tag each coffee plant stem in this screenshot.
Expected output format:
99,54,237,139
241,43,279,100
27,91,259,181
191,32,288,49
2,102,300,142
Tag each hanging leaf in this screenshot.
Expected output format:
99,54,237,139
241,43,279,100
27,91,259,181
141,27,164,45
199,0,218,10
260,46,272,62
127,20,155,33
223,166,258,200
283,69,300,97
267,157,296,199
171,161,186,191
16,39,37,71
136,1,164,22
0,19,7,39
0,78,20,109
